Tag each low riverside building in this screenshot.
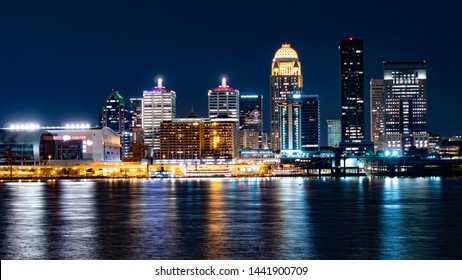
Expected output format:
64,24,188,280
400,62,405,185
159,117,238,163
0,126,121,165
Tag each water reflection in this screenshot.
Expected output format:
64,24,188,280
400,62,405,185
1,177,461,259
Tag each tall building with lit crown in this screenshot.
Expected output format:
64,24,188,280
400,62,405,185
239,93,263,149
101,89,130,157
270,44,302,152
383,62,428,153
370,79,384,152
340,37,365,141
327,119,341,147
142,78,176,157
208,78,239,119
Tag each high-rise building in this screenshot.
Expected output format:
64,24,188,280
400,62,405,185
129,98,144,145
340,37,365,141
280,93,321,151
370,79,384,152
208,78,239,119
383,62,428,153
339,37,373,156
101,89,130,157
142,78,176,158
327,119,341,147
299,94,320,150
270,44,302,151
239,93,263,149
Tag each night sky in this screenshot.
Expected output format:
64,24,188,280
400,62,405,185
1,0,460,144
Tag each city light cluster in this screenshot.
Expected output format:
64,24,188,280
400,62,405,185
8,123,40,130
64,123,91,129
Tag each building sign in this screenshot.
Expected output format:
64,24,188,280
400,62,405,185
44,135,88,141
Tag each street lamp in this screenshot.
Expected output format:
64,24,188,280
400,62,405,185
48,155,51,165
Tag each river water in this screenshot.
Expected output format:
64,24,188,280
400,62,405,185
1,177,461,259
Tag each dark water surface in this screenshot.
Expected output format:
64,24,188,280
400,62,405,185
1,177,462,260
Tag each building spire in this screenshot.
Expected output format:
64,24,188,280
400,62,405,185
221,77,227,87
157,78,163,88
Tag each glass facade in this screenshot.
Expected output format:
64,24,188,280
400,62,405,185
383,62,428,153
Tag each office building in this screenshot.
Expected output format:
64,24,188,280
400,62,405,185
299,94,320,150
239,93,263,149
208,78,239,119
279,93,320,151
370,79,384,152
270,43,302,151
383,62,428,153
327,119,341,147
340,37,365,141
339,37,373,156
142,78,176,158
159,117,238,163
101,89,130,157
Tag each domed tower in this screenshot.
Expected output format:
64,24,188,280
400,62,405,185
270,43,303,151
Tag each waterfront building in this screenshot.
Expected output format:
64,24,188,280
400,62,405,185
142,78,176,158
159,117,238,163
280,94,301,151
370,79,384,152
101,89,130,157
434,136,462,159
270,43,303,152
0,126,121,165
428,132,442,154
239,93,263,149
208,78,239,119
383,62,428,153
202,117,239,162
327,118,341,147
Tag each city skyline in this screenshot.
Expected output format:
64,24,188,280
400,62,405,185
1,0,460,144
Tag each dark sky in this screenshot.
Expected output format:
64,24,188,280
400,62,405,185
1,0,460,144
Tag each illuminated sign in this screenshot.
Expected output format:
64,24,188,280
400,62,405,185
52,135,87,141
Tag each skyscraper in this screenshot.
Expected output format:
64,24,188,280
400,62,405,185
340,37,365,141
239,93,263,149
142,78,176,158
370,79,384,152
208,77,239,119
327,119,341,147
101,89,130,157
383,62,428,153
270,44,302,152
